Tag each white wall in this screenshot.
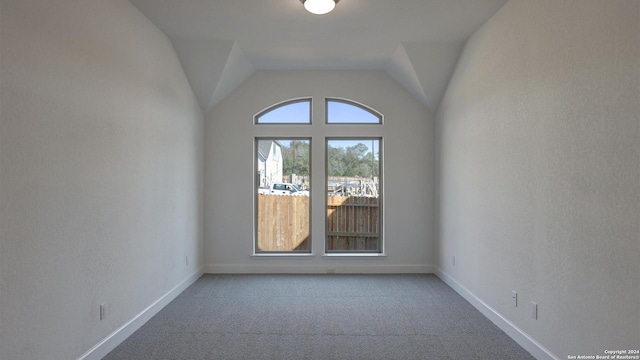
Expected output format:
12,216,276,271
0,1,204,359
205,70,436,273
436,0,639,358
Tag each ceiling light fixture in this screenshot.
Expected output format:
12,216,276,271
301,0,338,15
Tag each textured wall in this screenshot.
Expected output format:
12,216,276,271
205,70,436,273
437,0,639,357
0,0,203,359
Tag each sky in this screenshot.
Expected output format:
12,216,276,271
257,100,381,157
257,100,310,124
256,99,381,124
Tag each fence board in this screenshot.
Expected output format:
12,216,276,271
257,194,309,252
257,195,379,252
326,196,379,252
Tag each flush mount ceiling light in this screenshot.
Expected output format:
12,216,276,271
301,0,339,15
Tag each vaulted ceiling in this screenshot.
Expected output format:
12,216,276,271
129,0,508,113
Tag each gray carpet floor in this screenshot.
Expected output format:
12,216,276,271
104,274,535,359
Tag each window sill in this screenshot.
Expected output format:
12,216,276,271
251,253,315,259
322,253,386,258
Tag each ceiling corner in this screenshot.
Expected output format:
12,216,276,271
207,42,255,113
384,44,430,110
402,40,467,113
171,38,256,114
172,38,235,112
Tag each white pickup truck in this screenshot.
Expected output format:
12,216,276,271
258,183,309,196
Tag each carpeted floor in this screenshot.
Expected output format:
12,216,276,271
104,274,535,359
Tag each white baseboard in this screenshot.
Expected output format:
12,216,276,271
77,266,553,359
434,267,558,360
204,263,436,274
77,268,204,360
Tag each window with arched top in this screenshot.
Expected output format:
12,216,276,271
255,98,311,124
254,97,383,255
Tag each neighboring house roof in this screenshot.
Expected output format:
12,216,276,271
257,140,282,161
257,141,272,161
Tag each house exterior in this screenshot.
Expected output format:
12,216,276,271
257,140,283,187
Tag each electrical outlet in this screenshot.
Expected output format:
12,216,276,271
326,267,336,274
100,303,108,321
531,302,538,319
185,256,189,267
452,256,456,266
511,291,518,307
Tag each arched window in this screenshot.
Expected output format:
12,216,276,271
255,98,311,124
326,98,382,124
254,97,384,255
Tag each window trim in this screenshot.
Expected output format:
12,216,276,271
254,137,312,255
254,97,312,125
325,97,383,124
325,137,383,254
252,97,385,257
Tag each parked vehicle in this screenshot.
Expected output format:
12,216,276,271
258,183,309,196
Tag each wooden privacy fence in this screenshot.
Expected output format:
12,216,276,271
257,194,310,252
327,196,379,251
256,194,379,252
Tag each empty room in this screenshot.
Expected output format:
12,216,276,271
1,0,638,359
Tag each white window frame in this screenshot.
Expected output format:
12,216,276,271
325,137,383,254
253,97,384,257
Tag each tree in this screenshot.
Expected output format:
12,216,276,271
282,140,310,176
280,140,379,178
327,142,379,178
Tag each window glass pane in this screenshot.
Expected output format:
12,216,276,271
327,99,381,124
256,99,311,124
256,139,311,253
326,139,381,252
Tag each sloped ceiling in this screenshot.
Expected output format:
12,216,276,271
130,0,507,113
172,39,254,112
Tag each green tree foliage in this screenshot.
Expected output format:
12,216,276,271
282,140,379,178
282,140,310,176
328,142,379,178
